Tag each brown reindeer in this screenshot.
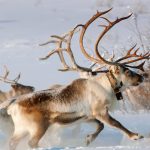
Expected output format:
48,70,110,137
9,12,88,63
0,67,35,117
0,9,149,150
0,66,35,104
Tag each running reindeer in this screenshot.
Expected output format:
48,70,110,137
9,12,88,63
0,9,149,150
0,66,35,117
0,66,35,104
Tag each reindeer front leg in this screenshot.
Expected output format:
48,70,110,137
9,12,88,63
92,103,143,140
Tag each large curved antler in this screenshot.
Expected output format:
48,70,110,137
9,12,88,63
40,8,149,73
79,8,149,71
39,27,98,73
79,8,113,65
79,8,131,65
94,12,132,65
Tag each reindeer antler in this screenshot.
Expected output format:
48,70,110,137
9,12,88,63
79,8,149,71
40,8,149,74
79,9,113,65
0,66,21,84
39,34,69,70
115,44,150,71
78,8,132,65
39,27,98,73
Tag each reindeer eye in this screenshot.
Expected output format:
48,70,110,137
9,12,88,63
115,69,120,74
114,66,120,74
125,70,131,76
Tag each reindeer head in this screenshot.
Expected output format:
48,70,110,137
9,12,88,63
0,66,35,97
110,66,143,87
11,84,35,96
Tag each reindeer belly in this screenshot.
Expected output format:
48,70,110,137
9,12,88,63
49,111,87,125
49,99,92,116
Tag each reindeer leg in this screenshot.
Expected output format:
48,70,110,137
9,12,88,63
28,121,49,148
9,131,27,150
85,119,104,146
93,107,143,140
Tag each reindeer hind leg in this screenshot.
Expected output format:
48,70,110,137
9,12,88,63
85,119,104,146
28,120,49,148
9,130,27,150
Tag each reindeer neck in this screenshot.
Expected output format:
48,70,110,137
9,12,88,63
106,71,123,100
0,89,13,102
7,89,17,99
92,74,112,92
0,91,7,102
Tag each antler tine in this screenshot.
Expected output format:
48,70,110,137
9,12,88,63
59,26,93,72
39,39,59,46
79,8,113,65
125,61,145,72
14,73,21,82
115,44,142,63
39,30,71,47
123,52,150,65
39,48,67,60
95,13,132,66
3,65,9,80
50,35,68,43
110,50,115,61
39,34,70,70
39,31,73,46
126,44,137,56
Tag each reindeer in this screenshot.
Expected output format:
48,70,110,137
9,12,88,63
0,66,35,104
0,67,35,117
0,9,149,150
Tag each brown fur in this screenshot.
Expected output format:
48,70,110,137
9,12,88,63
18,79,87,108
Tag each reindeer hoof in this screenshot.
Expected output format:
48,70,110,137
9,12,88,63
85,134,94,146
130,133,144,140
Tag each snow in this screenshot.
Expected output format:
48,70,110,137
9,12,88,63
0,0,150,150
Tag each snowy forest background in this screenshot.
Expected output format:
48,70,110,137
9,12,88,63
0,0,150,150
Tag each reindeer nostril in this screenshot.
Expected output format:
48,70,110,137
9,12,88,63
142,73,149,78
31,87,35,91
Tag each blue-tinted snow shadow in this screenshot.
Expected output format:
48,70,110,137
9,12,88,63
0,20,18,24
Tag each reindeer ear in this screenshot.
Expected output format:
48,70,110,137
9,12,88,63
11,84,17,89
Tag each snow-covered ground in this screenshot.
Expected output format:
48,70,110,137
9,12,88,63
0,0,150,150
